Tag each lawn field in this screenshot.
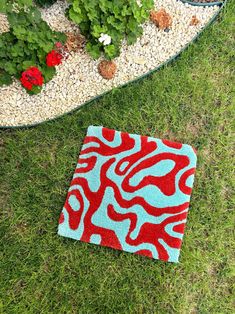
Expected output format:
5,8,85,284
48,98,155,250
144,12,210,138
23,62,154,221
0,1,234,313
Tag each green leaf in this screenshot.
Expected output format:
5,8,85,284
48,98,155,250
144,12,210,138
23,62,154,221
38,41,54,53
37,49,47,64
22,60,36,70
41,66,56,83
92,24,106,38
73,0,82,14
0,70,12,86
86,42,101,59
20,0,33,8
12,26,27,40
69,7,83,24
27,84,42,95
4,62,17,75
104,44,119,60
0,0,7,13
10,43,24,57
126,26,142,45
30,7,42,23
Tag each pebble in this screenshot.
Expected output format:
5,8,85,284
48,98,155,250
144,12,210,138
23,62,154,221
133,57,147,65
0,0,220,127
0,13,9,33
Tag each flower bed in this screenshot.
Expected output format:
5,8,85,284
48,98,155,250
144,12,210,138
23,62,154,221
0,0,223,127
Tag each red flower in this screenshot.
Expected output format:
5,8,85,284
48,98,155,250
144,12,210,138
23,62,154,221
46,50,62,67
20,67,44,91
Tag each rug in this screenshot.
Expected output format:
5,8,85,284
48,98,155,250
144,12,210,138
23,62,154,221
58,126,197,263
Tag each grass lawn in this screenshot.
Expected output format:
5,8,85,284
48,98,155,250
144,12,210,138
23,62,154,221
0,2,234,313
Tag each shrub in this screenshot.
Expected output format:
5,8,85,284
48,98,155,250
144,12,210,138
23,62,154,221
68,0,154,60
33,0,57,7
0,4,66,93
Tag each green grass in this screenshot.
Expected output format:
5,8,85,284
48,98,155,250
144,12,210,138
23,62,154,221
0,2,234,313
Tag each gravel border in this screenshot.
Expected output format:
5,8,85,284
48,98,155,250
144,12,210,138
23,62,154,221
0,0,222,128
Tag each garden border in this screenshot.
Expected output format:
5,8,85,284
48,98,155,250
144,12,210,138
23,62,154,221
179,0,224,7
0,0,227,129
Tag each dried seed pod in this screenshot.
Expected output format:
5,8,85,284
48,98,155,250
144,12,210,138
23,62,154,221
190,16,200,26
65,32,86,52
98,60,117,80
150,9,172,30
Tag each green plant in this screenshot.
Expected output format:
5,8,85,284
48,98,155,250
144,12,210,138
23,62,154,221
68,0,154,60
0,5,66,93
33,0,57,7
0,0,33,13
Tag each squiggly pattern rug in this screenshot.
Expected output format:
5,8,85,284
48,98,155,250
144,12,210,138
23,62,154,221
58,126,197,262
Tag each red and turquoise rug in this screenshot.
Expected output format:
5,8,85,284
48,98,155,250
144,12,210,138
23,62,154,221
58,126,197,263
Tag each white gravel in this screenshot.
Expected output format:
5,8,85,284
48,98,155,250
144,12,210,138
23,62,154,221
0,13,9,33
0,0,220,127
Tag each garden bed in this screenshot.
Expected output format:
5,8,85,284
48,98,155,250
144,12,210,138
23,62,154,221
0,0,222,127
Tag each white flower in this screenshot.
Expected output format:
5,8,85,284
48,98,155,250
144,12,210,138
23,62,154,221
98,33,112,46
136,0,142,7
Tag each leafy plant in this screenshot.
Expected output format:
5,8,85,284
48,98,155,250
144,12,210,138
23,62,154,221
68,0,154,60
0,0,33,13
0,5,66,93
33,0,57,8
